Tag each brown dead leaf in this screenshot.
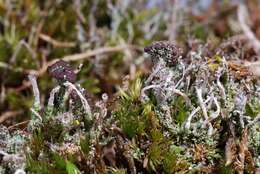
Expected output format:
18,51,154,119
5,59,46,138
225,137,237,166
245,61,260,77
234,128,249,174
228,62,252,79
245,149,255,174
193,144,206,163
234,157,244,174
102,140,116,167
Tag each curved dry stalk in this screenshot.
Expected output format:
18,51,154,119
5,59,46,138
63,82,92,115
234,93,247,128
184,96,211,130
30,108,42,122
47,86,61,107
140,84,161,102
216,68,226,100
196,87,209,120
174,61,186,88
144,59,165,85
171,88,191,106
196,87,216,135
210,96,221,119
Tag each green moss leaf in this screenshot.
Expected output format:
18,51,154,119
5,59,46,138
66,160,81,174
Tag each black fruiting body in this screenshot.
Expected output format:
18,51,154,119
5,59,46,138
47,60,76,83
47,60,77,110
144,41,182,66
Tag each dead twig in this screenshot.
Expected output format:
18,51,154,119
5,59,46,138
26,45,141,76
0,110,23,123
238,4,260,54
8,120,30,130
15,45,141,92
39,33,77,48
62,45,141,62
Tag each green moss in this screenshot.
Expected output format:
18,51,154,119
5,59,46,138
26,155,51,174
114,78,149,138
42,118,65,143
171,96,189,125
80,135,91,155
29,129,44,158
65,160,81,174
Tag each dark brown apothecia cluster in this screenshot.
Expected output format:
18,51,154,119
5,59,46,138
144,41,183,66
47,60,76,83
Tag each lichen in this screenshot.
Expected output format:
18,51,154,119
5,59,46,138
0,1,260,173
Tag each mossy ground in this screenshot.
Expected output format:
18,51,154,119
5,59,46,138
0,1,260,174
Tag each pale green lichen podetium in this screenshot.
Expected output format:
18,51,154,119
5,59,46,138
143,41,184,133
27,74,42,132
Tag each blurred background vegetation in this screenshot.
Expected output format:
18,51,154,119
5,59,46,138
0,0,259,126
